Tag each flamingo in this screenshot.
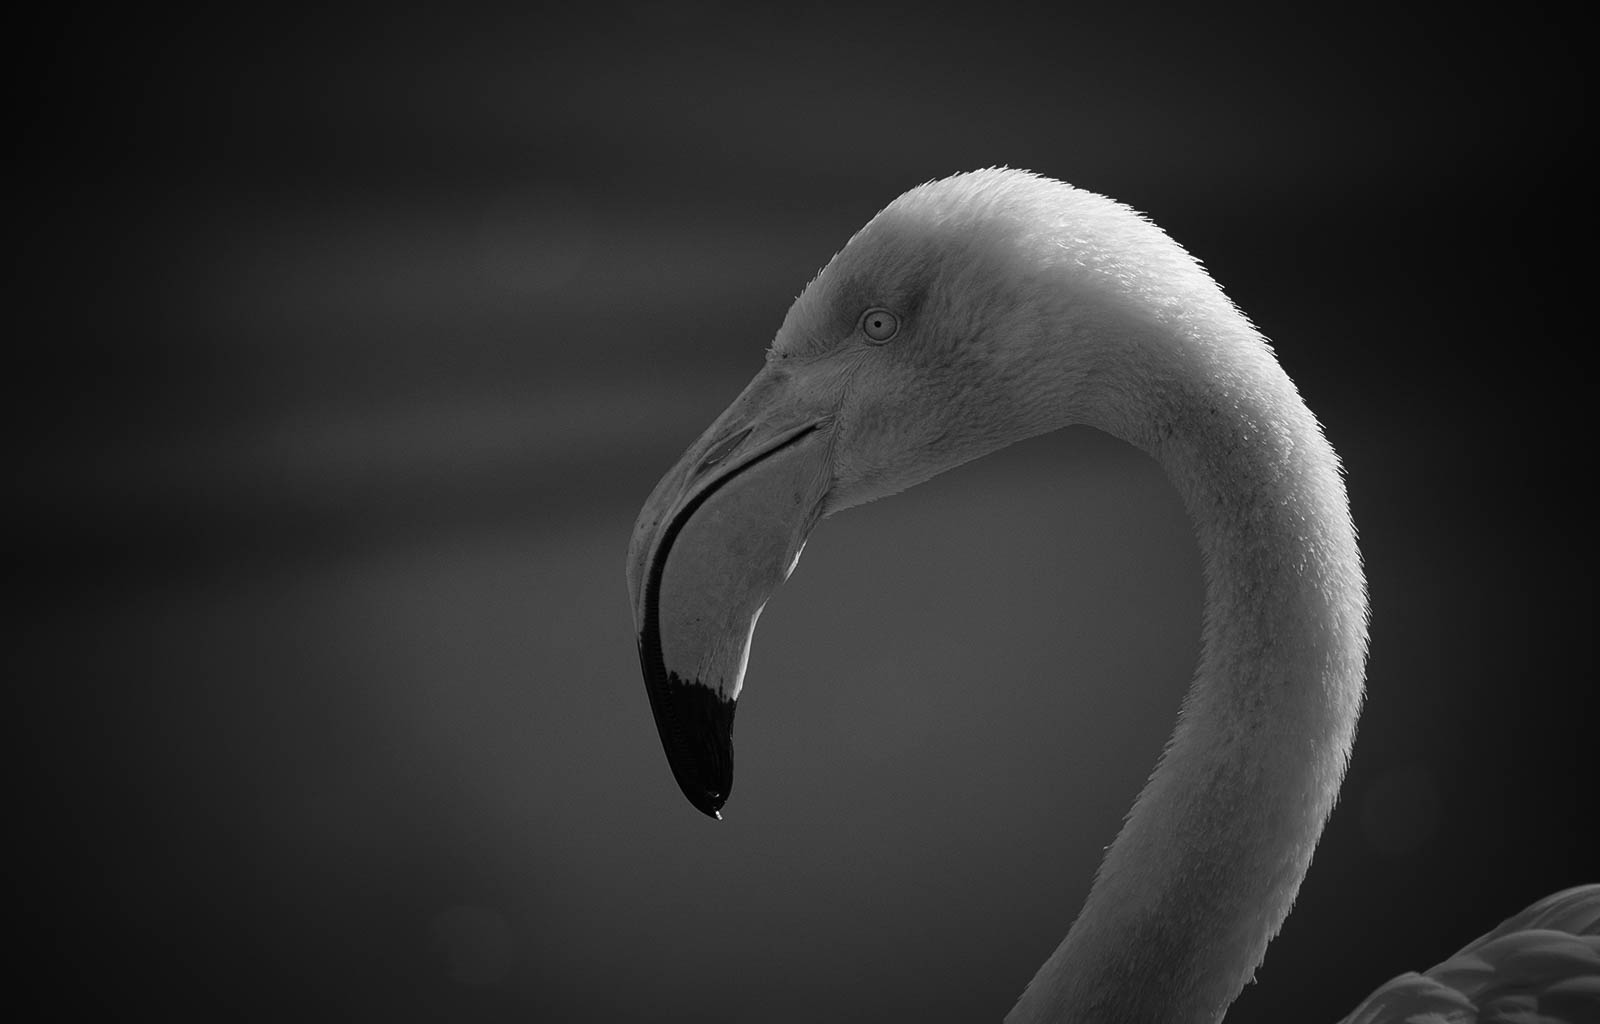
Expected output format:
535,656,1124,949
623,168,1599,1022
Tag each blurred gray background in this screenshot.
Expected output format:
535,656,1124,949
16,5,1588,1021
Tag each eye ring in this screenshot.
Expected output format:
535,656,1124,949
860,307,900,343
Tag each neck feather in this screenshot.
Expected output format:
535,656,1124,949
1006,297,1369,1023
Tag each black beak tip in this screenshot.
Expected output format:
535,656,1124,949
662,706,735,819
640,651,738,821
681,782,728,821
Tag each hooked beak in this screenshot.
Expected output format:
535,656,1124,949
626,367,835,818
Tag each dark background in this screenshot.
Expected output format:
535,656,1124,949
16,5,1589,1021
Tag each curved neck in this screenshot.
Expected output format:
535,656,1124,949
1007,305,1370,1023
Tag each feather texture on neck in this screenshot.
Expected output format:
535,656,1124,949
969,175,1371,1022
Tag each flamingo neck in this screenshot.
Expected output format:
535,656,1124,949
1005,304,1369,1023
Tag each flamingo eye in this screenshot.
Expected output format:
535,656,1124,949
860,308,899,343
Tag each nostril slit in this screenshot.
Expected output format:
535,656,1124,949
697,427,753,474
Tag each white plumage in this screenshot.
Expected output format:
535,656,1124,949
626,169,1599,1022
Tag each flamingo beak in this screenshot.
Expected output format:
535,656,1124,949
625,367,834,818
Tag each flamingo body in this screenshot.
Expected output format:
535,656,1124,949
1340,884,1599,1024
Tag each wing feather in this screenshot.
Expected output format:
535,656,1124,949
1336,885,1599,1024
